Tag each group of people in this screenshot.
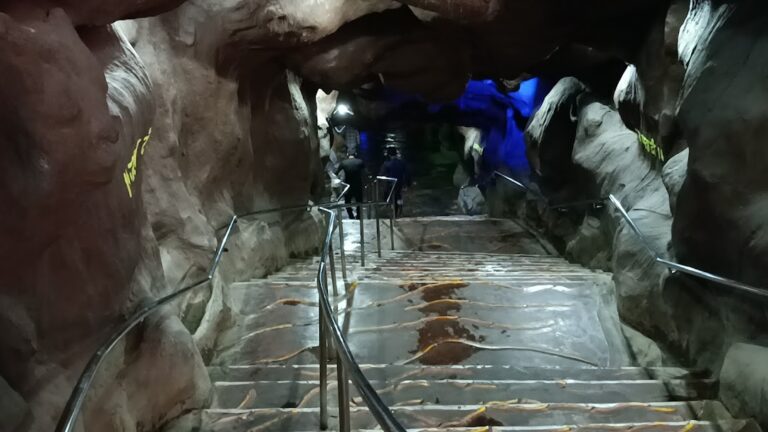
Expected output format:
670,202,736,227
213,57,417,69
334,146,410,219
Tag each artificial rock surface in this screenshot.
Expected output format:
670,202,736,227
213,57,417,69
613,0,688,155
5,0,768,430
720,343,768,428
673,0,768,293
0,2,334,431
0,15,185,431
649,1,768,386
517,4,768,429
525,77,590,196
571,99,672,332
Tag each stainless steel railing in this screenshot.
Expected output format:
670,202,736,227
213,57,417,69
57,182,353,432
315,200,405,431
56,218,239,432
492,171,768,298
374,176,398,255
316,207,406,432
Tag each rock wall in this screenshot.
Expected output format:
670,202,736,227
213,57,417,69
6,0,768,430
614,0,688,156
0,1,350,430
516,4,768,427
524,77,590,198
520,80,673,331
656,0,768,379
571,98,672,332
0,10,206,430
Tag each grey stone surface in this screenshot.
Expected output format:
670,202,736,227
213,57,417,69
662,149,688,215
525,77,590,195
614,65,644,133
674,0,768,288
458,186,486,216
614,0,688,156
622,324,664,368
572,100,672,331
0,376,27,431
565,215,612,272
720,343,768,428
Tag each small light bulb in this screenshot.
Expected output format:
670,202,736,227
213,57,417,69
336,104,354,116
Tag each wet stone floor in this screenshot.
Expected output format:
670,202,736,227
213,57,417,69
165,217,748,432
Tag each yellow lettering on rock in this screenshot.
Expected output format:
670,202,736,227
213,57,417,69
123,129,152,198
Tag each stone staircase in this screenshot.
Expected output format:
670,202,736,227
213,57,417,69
168,225,761,432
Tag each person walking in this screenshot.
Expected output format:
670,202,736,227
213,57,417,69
380,147,411,217
335,153,366,219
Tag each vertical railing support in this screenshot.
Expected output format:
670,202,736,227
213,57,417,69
390,204,395,250
328,243,339,300
375,180,382,257
336,359,351,432
359,208,366,267
318,278,329,429
325,253,336,362
337,208,347,282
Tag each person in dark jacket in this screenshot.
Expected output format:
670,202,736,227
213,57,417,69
336,153,366,219
380,147,411,217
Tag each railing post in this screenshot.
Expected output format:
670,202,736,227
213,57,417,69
324,251,336,363
337,208,347,282
359,208,366,267
375,180,382,258
328,242,339,300
390,204,395,250
318,293,329,430
336,359,351,432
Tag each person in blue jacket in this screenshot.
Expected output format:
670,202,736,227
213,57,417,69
380,146,411,217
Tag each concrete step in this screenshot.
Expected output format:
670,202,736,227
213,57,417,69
290,255,569,264
169,401,732,431
367,255,568,263
349,422,762,432
266,276,608,284
207,365,710,383
274,268,598,277
212,379,717,409
365,265,591,273
347,281,602,305
377,251,564,259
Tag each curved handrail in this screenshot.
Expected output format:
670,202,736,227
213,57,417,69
57,182,352,432
492,171,768,298
376,176,398,204
230,181,351,226
56,217,239,432
336,181,351,203
316,207,406,432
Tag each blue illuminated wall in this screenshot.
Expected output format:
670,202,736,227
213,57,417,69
431,78,550,174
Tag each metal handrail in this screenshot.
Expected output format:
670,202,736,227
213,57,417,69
57,183,352,432
337,181,351,203
316,207,406,432
55,217,238,432
232,181,350,225
316,185,405,431
492,171,768,298
374,176,398,254
377,176,398,204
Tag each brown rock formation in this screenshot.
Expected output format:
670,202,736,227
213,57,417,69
5,0,742,430
0,7,210,429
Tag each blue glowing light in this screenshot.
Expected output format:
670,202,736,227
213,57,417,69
358,77,551,176
440,77,549,173
359,131,370,152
